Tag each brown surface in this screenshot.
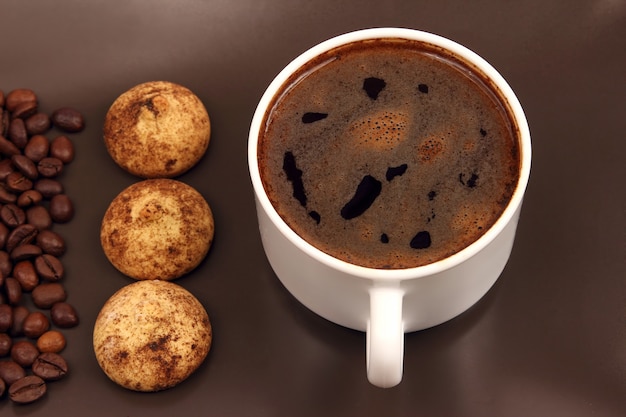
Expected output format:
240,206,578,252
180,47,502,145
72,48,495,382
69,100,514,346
1,1,624,416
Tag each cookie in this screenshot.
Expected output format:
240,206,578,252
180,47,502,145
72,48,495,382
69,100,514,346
100,178,214,280
93,280,212,392
103,81,211,178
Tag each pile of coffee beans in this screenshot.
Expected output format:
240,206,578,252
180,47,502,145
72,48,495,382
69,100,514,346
0,88,81,404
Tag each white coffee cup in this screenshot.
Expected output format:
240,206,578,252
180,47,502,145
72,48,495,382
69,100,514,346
248,27,531,388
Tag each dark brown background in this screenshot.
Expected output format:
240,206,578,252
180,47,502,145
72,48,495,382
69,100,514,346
1,1,624,416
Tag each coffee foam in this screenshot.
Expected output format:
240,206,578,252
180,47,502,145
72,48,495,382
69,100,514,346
349,110,409,150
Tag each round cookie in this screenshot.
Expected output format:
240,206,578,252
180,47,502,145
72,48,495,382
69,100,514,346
103,81,211,178
93,280,212,392
100,178,214,280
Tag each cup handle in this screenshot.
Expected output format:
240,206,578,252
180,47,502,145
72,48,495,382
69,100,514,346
366,285,404,388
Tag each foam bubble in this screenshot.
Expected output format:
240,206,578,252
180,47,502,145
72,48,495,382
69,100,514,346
349,110,409,150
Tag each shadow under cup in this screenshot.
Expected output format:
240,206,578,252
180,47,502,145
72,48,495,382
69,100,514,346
248,28,531,388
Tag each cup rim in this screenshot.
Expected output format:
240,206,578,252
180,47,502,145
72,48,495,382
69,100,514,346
248,27,531,281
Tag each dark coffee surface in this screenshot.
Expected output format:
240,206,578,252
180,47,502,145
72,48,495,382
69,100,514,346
259,39,519,268
1,1,624,416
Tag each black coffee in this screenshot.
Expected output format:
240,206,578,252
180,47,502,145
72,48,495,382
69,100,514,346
258,38,520,269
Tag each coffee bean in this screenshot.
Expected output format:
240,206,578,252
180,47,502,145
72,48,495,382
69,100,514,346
32,283,66,309
36,229,65,256
32,352,68,381
0,377,4,398
16,189,43,207
1,111,8,137
26,205,52,230
4,277,22,305
49,194,74,223
37,157,63,178
0,251,12,277
50,302,78,328
0,360,26,386
22,311,50,338
5,171,33,193
34,254,64,281
49,135,74,163
24,112,51,135
8,118,28,149
0,222,8,248
0,304,13,332
6,223,38,253
0,135,20,157
10,306,29,337
13,260,39,292
23,134,49,163
5,89,37,113
10,243,42,261
36,330,66,353
11,100,38,120
11,154,38,180
51,107,84,132
0,203,26,227
0,333,12,356
11,340,40,367
8,375,47,404
33,178,63,198
0,159,14,180
0,186,17,204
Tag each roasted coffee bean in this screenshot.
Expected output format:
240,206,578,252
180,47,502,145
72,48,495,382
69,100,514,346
49,194,74,223
0,360,26,385
6,224,38,253
11,154,38,180
8,118,28,149
4,277,22,305
37,157,63,178
0,135,20,157
0,377,4,398
5,89,37,113
36,229,65,256
0,222,8,248
5,171,32,193
26,205,51,230
23,134,49,163
0,203,26,227
8,375,46,404
0,304,12,332
0,251,12,277
11,100,38,120
10,243,42,261
32,352,68,382
33,178,63,198
49,135,74,163
24,112,51,135
22,311,50,338
0,158,14,180
11,340,40,367
50,302,78,328
0,333,12,356
13,260,39,291
36,330,66,353
0,185,17,204
34,254,64,281
51,107,84,132
32,283,66,309
16,189,43,207
0,111,8,137
10,305,29,337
